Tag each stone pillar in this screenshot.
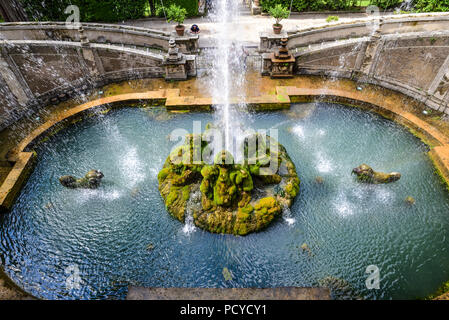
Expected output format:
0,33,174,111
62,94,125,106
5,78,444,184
77,26,104,78
163,39,190,81
352,22,384,81
0,45,34,104
265,38,295,78
259,32,289,53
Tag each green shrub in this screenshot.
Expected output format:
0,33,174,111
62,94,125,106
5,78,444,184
326,15,339,22
414,0,449,12
261,0,360,13
268,4,290,25
154,0,198,17
370,0,403,9
166,4,187,25
20,0,199,22
21,0,148,22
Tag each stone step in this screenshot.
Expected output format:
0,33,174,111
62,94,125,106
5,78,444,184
127,287,331,300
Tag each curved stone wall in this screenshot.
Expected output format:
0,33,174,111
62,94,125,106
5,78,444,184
293,30,449,116
0,39,167,131
0,23,199,132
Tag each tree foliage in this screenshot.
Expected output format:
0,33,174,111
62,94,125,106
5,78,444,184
414,0,449,12
260,0,403,12
166,4,187,25
19,0,198,22
268,4,290,25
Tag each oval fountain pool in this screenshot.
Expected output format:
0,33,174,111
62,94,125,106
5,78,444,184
1,103,449,300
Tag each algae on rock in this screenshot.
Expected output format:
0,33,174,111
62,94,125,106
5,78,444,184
158,133,300,236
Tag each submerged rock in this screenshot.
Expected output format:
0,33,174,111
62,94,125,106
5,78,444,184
405,196,416,205
59,170,104,189
158,133,300,236
222,267,233,281
352,164,401,184
315,176,324,184
300,243,312,256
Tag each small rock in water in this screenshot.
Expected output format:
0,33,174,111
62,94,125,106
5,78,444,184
146,243,155,251
43,202,53,210
300,243,312,256
131,187,140,198
222,267,233,281
315,176,324,184
405,196,416,205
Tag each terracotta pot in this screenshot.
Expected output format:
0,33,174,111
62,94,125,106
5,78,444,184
273,24,282,34
175,25,185,36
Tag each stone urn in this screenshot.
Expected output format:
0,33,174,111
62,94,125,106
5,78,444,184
273,24,282,34
175,25,185,36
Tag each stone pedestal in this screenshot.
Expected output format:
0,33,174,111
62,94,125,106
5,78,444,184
163,39,192,81
265,38,295,78
259,31,289,53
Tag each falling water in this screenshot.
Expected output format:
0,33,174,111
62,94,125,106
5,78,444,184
208,0,248,159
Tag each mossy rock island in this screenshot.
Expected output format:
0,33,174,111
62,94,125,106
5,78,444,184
158,132,300,236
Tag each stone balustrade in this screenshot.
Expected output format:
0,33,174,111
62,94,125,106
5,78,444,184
0,22,199,54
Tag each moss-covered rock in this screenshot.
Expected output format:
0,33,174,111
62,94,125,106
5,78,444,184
158,132,300,236
352,164,401,184
59,170,104,189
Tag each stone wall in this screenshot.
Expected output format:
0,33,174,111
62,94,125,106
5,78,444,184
260,15,449,53
0,39,166,131
0,23,200,131
293,30,449,115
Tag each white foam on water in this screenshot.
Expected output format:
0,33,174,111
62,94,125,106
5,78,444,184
333,192,354,217
315,152,334,173
120,147,145,187
182,191,201,235
291,125,305,139
375,187,394,203
76,189,122,204
282,205,296,225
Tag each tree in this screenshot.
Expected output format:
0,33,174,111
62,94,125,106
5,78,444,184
148,0,156,16
0,0,28,22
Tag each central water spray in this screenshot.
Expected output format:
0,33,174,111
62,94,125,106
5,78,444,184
209,0,247,160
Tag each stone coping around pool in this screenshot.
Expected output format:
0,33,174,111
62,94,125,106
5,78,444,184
1,84,449,213
126,287,331,300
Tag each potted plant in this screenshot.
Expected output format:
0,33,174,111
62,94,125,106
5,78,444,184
268,4,290,34
166,4,187,36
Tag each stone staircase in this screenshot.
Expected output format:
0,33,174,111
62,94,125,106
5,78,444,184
238,1,252,16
